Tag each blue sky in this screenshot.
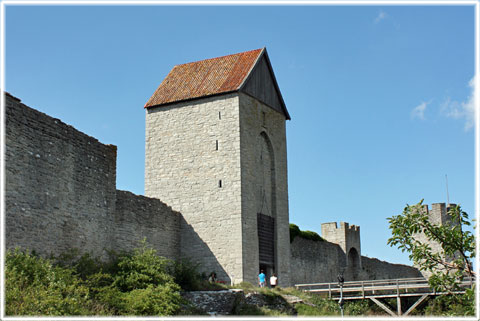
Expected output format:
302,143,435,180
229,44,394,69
4,4,475,266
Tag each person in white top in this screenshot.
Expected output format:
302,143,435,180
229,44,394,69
270,273,278,288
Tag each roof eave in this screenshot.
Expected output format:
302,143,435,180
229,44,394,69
144,90,239,109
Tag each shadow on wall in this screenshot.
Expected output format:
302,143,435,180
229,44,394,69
179,216,229,283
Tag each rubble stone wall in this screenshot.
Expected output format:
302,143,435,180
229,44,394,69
5,93,180,260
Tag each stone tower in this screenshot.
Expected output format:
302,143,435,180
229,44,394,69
144,48,291,285
416,203,458,278
321,222,362,270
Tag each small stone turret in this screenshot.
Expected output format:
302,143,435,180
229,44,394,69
321,222,361,269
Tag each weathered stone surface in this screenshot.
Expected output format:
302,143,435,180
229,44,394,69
290,236,422,285
182,290,242,315
239,92,291,286
145,94,244,283
5,93,117,260
113,190,181,259
5,90,424,288
145,92,291,286
5,93,180,261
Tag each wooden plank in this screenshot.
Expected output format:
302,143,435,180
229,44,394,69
403,294,429,316
370,298,397,317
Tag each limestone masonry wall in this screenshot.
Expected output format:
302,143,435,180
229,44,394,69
290,237,422,284
290,237,345,284
5,93,180,260
239,93,290,286
145,94,243,282
113,190,180,259
5,92,422,286
360,256,423,280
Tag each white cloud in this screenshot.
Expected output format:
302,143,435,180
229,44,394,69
440,76,476,131
374,10,387,24
411,101,429,120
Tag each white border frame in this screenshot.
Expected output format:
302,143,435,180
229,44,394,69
0,1,478,320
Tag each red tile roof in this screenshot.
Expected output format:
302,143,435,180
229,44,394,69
144,48,263,108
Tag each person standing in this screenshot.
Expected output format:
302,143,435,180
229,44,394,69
270,273,278,288
258,270,266,288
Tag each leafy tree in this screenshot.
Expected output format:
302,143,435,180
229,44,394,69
387,200,475,293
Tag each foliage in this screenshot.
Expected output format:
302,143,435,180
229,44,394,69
167,258,202,291
290,223,324,243
387,200,475,293
112,240,175,292
5,249,91,316
423,288,476,316
344,299,377,316
6,241,183,316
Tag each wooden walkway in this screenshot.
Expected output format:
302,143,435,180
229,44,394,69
295,277,474,316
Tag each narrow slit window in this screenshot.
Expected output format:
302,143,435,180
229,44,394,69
219,180,222,188
219,111,221,120
216,140,218,150
262,112,266,126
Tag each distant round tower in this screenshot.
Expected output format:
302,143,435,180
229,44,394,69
144,48,291,286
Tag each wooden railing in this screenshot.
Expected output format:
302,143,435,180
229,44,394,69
295,276,474,300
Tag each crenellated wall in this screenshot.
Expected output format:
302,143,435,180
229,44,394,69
322,221,362,269
5,93,181,260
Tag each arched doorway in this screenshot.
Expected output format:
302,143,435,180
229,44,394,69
347,247,361,269
256,132,276,278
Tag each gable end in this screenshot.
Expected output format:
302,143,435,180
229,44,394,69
240,49,291,120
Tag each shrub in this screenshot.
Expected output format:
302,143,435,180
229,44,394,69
5,249,91,316
424,289,476,316
290,223,324,242
123,284,182,315
112,241,175,292
6,241,184,316
168,258,202,291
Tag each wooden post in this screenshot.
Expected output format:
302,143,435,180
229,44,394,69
362,281,365,299
397,296,402,315
328,283,331,299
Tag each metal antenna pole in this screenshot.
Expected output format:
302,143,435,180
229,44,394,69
445,174,450,206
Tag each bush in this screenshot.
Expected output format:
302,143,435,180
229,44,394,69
97,240,183,315
5,249,91,316
112,244,174,292
424,289,476,316
168,258,202,291
290,223,324,242
123,284,182,315
6,242,183,316
289,224,301,242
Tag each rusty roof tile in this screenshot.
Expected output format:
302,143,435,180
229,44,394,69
144,48,263,108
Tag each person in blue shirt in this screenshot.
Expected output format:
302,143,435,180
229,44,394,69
258,270,266,288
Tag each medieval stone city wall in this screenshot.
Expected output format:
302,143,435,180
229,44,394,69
113,190,180,259
6,92,422,285
290,237,422,285
360,256,423,280
5,93,180,260
290,237,346,284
